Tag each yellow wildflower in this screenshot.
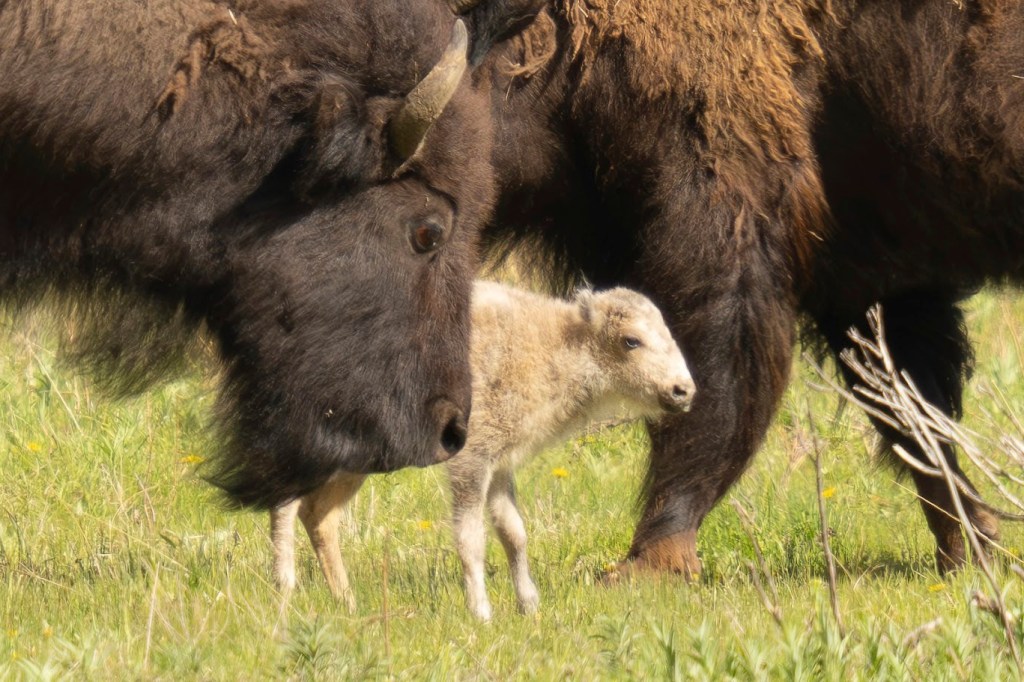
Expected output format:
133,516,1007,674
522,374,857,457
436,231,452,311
179,454,205,464
42,626,53,638
551,467,569,478
26,441,42,452
928,583,946,592
821,486,836,499
417,520,433,531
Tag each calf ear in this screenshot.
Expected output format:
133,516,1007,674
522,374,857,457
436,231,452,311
575,289,597,326
458,0,550,65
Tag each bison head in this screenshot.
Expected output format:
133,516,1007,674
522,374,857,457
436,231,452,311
200,1,546,506
0,0,548,508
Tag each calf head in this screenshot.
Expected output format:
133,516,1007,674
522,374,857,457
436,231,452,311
577,288,696,418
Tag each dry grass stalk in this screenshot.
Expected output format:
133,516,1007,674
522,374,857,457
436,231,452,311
807,409,845,636
731,500,783,628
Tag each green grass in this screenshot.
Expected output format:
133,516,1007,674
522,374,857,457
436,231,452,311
3,290,1024,679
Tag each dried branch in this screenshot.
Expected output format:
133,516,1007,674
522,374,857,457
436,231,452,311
816,304,1022,671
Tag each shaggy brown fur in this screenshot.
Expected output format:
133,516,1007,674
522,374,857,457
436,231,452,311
481,0,1023,576
561,0,834,271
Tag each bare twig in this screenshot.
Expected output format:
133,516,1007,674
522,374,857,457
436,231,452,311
971,590,1017,626
902,617,943,651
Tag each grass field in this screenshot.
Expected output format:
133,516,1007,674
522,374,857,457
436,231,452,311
3,289,1024,680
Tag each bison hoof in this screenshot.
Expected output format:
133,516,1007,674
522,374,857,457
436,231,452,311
934,510,1000,575
598,556,701,585
610,531,702,581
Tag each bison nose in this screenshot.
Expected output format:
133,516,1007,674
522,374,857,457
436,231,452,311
660,379,696,414
434,401,468,462
440,412,468,454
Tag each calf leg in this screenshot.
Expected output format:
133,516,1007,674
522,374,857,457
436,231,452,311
823,294,998,572
487,467,539,615
271,499,301,592
297,472,366,612
448,454,494,621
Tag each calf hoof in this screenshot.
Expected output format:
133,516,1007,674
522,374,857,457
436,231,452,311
341,588,357,615
274,567,297,594
516,586,540,616
469,601,493,622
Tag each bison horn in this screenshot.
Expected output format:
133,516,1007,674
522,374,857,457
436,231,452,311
389,19,469,161
448,0,482,12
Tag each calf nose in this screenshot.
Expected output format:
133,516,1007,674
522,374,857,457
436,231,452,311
661,378,696,414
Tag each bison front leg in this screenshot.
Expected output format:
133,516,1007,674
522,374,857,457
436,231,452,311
622,261,799,578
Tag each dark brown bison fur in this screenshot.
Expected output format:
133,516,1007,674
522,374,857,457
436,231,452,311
482,0,1023,574
0,0,540,508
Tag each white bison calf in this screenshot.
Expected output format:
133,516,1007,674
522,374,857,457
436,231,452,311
271,280,695,620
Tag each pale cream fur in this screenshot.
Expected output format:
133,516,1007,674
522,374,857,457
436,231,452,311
270,280,695,620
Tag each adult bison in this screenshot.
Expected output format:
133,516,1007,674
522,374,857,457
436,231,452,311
481,0,1024,574
0,0,544,508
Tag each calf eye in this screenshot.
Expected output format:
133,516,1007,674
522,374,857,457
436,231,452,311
408,218,447,254
623,336,642,350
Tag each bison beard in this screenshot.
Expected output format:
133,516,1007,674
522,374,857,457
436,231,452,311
483,0,1023,574
0,0,548,508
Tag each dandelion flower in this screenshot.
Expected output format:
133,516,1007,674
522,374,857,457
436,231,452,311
26,441,42,452
821,486,836,499
179,454,205,464
42,626,53,638
417,520,433,531
928,583,945,592
551,467,569,478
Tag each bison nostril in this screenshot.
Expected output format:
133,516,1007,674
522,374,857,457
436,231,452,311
440,412,468,455
672,384,689,399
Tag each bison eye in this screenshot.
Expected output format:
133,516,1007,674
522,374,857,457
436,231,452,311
408,218,447,254
623,336,642,350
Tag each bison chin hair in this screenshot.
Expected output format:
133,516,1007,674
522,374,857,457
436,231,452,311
207,381,453,510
